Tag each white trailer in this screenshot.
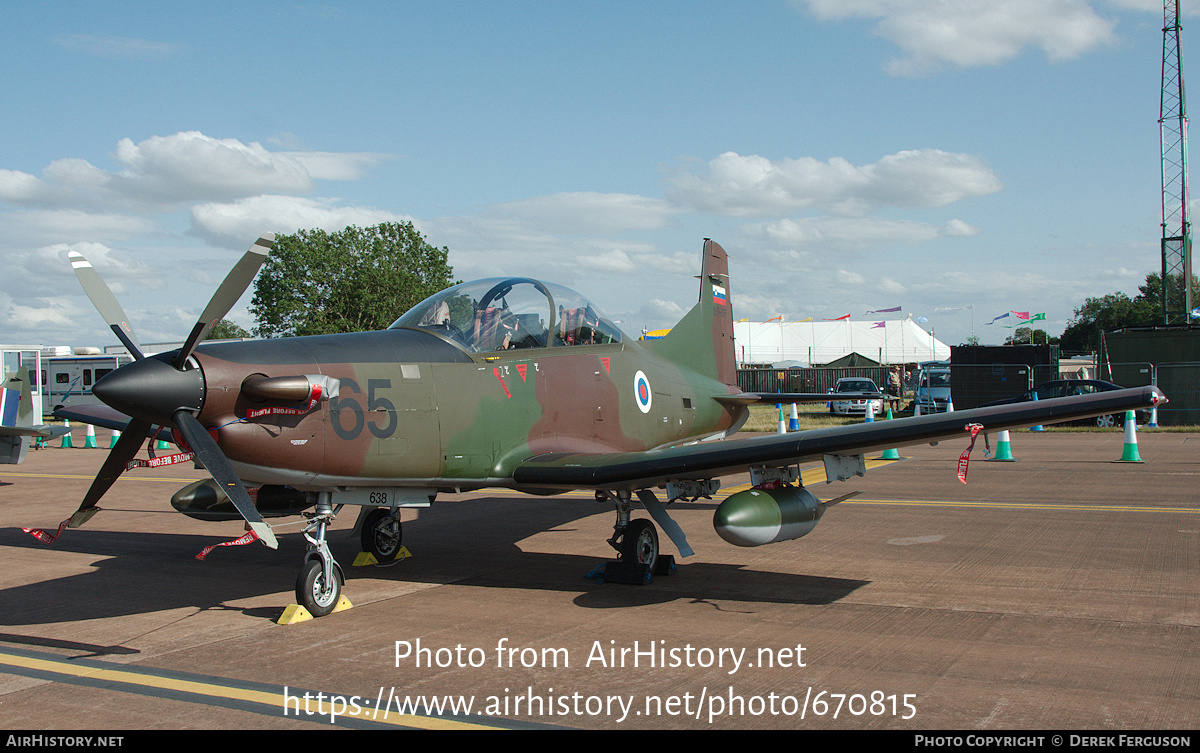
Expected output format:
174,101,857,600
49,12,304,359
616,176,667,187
42,353,133,416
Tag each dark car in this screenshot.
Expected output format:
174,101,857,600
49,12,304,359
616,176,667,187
982,379,1151,428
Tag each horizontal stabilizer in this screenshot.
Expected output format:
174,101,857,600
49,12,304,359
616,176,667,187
53,405,173,441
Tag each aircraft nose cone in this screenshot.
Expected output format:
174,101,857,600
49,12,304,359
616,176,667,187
92,354,205,425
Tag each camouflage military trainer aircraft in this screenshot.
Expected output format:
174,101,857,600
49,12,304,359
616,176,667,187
41,236,1165,617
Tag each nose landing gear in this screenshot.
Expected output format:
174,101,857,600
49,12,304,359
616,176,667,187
295,492,347,617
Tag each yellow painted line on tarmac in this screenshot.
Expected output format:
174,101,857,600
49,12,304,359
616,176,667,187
0,647,502,730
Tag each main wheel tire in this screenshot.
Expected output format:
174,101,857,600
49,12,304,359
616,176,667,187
620,519,659,574
361,508,403,561
296,558,342,617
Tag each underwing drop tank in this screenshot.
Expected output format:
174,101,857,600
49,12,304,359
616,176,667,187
713,485,825,547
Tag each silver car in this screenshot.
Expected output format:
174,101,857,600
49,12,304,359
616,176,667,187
830,377,884,415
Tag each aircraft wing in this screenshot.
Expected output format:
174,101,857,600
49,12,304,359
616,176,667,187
718,392,883,405
52,405,173,441
0,424,72,439
512,386,1165,491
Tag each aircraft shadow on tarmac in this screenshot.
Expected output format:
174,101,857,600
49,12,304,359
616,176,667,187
0,493,868,630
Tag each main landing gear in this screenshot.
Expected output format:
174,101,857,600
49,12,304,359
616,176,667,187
295,492,346,617
591,490,674,585
360,507,404,562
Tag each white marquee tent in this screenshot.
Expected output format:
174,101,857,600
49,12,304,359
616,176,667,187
735,318,950,366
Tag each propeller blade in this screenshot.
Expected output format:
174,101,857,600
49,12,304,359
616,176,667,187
174,234,274,369
68,251,144,360
68,418,154,527
172,409,278,549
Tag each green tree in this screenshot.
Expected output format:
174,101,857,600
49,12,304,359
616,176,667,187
206,318,251,340
1059,292,1154,355
250,222,455,338
1003,327,1056,345
1137,271,1200,319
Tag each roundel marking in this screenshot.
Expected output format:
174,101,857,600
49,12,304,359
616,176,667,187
634,370,652,413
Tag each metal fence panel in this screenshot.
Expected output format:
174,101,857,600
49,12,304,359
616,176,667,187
948,364,1033,410
1104,362,1154,388
1154,363,1200,425
737,367,892,397
1031,364,1061,387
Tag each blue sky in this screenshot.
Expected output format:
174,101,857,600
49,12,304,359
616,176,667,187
1,0,1193,351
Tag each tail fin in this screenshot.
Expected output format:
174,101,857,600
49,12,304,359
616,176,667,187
1,368,35,464
1,368,34,429
644,239,736,387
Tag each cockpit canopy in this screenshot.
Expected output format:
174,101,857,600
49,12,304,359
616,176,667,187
389,277,624,353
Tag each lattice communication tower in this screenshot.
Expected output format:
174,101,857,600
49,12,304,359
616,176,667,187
1161,0,1193,322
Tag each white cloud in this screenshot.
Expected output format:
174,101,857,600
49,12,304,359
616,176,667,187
668,150,1000,218
485,192,678,235
942,218,980,237
743,215,976,251
189,195,414,247
630,298,688,331
3,298,83,331
110,132,315,203
54,34,182,60
0,209,154,247
578,248,638,275
281,150,392,181
640,251,696,276
1103,1,1198,16
2,132,392,213
0,169,66,205
800,0,1118,75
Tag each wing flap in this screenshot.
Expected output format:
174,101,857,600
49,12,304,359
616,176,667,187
512,386,1165,490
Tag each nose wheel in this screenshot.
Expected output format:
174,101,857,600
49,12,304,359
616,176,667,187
297,558,343,617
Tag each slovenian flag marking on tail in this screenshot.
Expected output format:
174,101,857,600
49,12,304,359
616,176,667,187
713,284,727,306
